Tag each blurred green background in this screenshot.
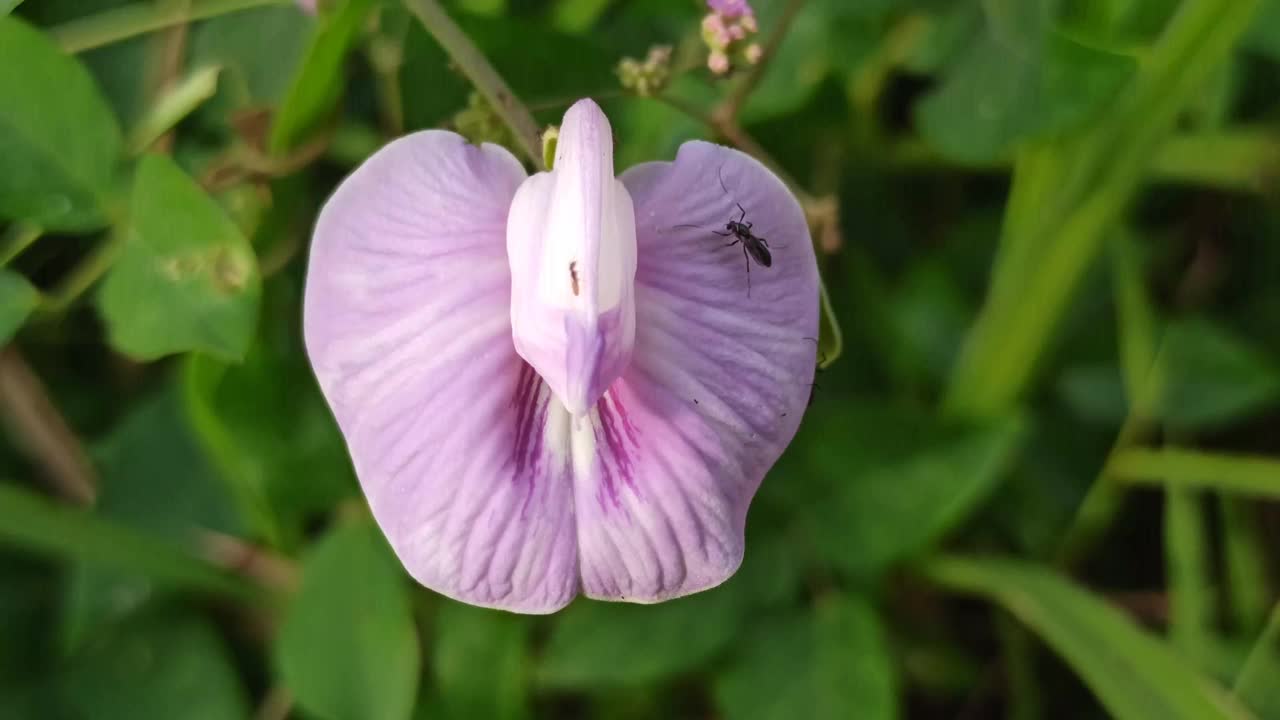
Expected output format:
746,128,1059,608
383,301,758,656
2,0,1280,718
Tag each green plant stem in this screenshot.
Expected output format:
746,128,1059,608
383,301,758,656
1221,498,1270,631
0,481,263,602
885,131,1280,195
1166,486,1212,661
401,0,542,169
0,222,42,266
129,66,221,154
52,0,290,53
1107,448,1280,499
942,0,1260,417
40,232,125,313
1233,600,1280,715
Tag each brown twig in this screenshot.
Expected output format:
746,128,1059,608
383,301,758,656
198,529,300,593
0,347,97,505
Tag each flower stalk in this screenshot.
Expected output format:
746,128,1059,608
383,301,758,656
401,0,544,169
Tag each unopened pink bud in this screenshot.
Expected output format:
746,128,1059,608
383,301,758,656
708,51,730,75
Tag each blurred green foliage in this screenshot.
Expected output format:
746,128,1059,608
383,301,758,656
1,0,1279,719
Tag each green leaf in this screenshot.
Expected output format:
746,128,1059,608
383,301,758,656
182,273,357,547
1155,317,1280,430
54,609,249,720
916,13,1137,164
798,402,1024,577
0,270,39,343
739,3,837,123
1056,364,1127,424
433,601,529,720
98,154,261,361
1234,602,1280,718
538,576,750,688
1243,0,1280,61
269,0,375,153
0,16,122,230
277,521,420,720
189,5,312,111
64,388,246,647
924,556,1259,720
714,595,897,720
0,482,258,601
1,0,22,16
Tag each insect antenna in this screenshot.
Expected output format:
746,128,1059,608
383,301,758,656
661,222,707,234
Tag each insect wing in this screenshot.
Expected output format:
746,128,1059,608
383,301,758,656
745,237,772,267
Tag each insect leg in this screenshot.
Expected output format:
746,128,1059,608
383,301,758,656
736,203,746,224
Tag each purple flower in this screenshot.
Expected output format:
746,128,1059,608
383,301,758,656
708,0,754,19
303,99,817,613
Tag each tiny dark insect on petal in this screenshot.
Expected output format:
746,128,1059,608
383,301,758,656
569,261,579,296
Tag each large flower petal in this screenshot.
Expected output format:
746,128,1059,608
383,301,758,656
572,141,819,602
303,131,580,613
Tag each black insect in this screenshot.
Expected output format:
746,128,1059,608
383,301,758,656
671,166,773,295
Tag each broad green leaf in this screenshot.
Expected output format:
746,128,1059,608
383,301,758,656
64,388,245,647
1156,317,1280,430
889,260,970,380
924,556,1258,720
1242,0,1280,61
269,0,375,153
98,154,261,361
189,6,311,112
0,17,122,230
0,482,258,601
1056,364,1127,424
916,15,1137,164
55,609,250,720
739,3,838,123
433,602,529,720
798,402,1024,577
714,595,897,720
277,522,420,720
0,270,39,343
183,273,357,548
538,574,750,687
1,0,22,16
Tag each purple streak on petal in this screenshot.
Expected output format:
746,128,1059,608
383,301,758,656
572,141,819,603
303,130,580,613
507,99,638,417
592,389,639,511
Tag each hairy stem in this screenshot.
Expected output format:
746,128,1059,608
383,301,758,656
402,0,543,169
